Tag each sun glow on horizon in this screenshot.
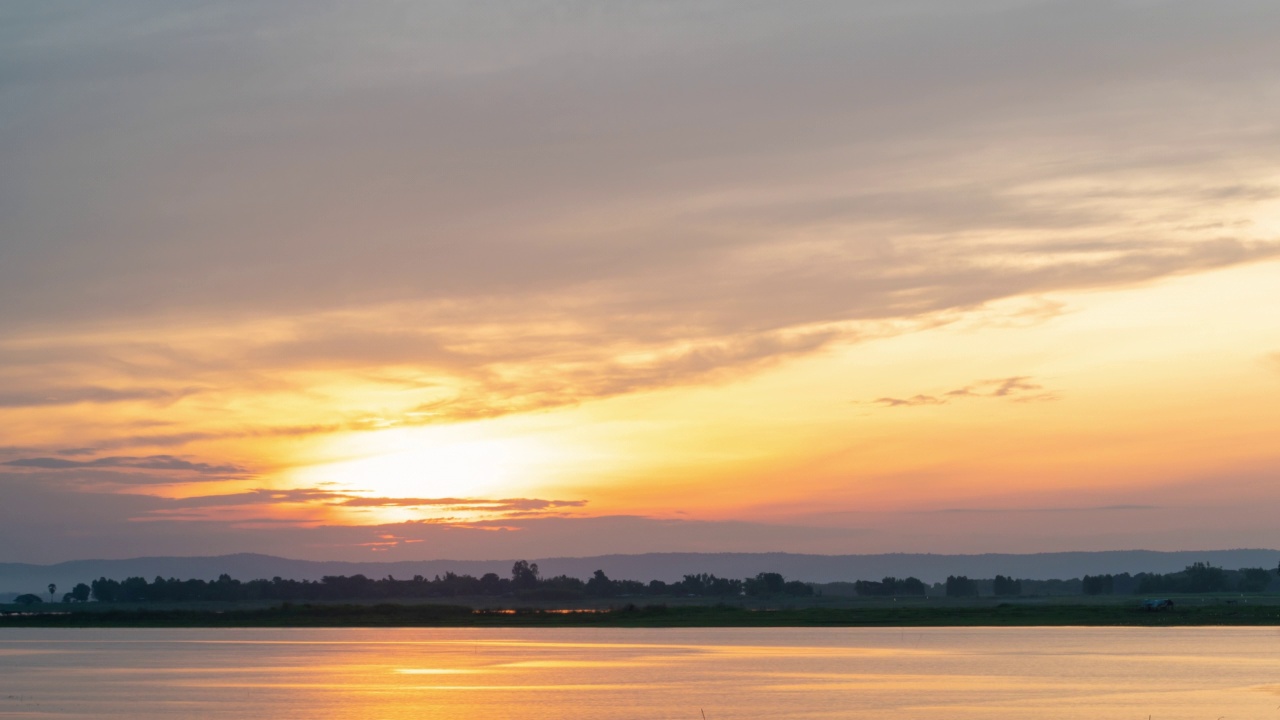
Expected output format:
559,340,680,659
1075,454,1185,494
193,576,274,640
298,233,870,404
284,425,575,521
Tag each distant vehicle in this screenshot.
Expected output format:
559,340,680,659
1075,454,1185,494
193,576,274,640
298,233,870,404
1141,598,1174,611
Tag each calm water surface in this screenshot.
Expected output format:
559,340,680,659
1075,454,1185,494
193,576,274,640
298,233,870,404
2,627,1279,719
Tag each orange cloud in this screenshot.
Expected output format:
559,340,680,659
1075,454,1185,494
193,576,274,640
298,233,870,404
873,376,1056,408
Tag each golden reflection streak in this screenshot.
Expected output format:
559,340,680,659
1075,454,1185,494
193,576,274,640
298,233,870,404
182,682,651,692
391,685,652,692
494,660,656,668
761,678,1103,692
179,637,951,659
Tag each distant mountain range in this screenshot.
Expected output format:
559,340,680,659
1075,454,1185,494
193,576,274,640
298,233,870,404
4,549,1278,597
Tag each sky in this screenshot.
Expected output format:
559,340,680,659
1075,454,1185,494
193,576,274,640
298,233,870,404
2,0,1279,563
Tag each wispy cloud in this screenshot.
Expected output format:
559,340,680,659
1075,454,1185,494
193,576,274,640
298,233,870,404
874,376,1057,408
3,455,245,475
131,486,589,524
873,395,948,408
338,497,587,512
0,386,199,408
930,504,1158,514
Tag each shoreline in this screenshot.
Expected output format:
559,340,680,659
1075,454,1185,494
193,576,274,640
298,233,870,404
4,601,1279,628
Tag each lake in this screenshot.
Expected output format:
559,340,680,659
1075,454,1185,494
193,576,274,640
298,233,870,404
2,627,1279,718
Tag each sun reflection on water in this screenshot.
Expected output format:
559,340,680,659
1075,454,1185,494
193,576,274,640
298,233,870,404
5,628,1280,719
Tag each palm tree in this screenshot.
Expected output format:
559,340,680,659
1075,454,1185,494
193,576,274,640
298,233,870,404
48,583,57,602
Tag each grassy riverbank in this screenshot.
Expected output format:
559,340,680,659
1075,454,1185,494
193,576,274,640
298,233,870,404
3,597,1279,628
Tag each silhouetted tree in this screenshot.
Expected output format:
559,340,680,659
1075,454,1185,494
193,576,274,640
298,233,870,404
47,583,57,602
617,579,646,595
854,579,886,596
119,576,149,602
1111,572,1137,595
511,560,540,590
675,573,740,596
91,577,120,603
479,572,504,595
1237,567,1272,593
586,570,617,597
1183,562,1227,592
744,572,786,596
516,574,583,600
679,573,707,595
1137,562,1230,594
209,573,244,601
858,576,928,596
945,575,978,597
782,580,813,596
992,575,1022,596
1082,574,1114,595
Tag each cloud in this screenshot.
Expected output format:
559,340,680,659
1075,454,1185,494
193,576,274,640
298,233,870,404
3,454,246,475
78,424,349,451
931,504,1158,514
875,376,1057,408
0,233,1266,444
123,487,589,525
2,0,1280,441
338,497,588,512
155,488,347,509
874,394,948,408
0,386,198,408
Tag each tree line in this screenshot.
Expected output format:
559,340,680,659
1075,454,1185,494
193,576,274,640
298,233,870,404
1081,563,1276,596
13,560,1278,605
816,562,1279,599
46,562,814,604
942,563,1278,598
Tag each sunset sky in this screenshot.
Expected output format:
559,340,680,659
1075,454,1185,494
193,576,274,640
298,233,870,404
3,1,1278,563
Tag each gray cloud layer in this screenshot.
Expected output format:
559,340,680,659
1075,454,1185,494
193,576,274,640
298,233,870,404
0,386,198,408
4,2,1278,331
3,454,244,475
